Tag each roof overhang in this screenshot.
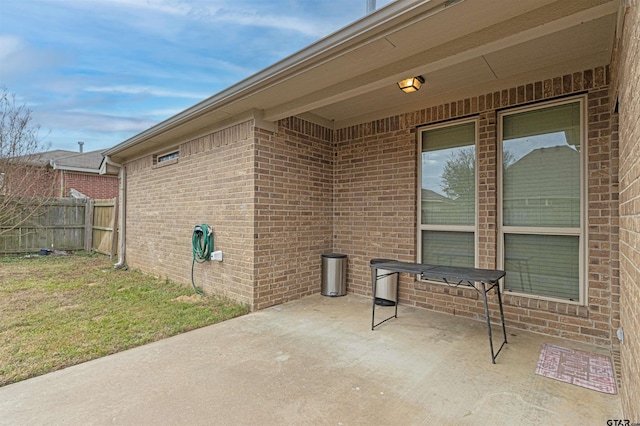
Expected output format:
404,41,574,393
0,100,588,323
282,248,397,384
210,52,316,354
99,156,122,176
50,161,100,175
104,0,619,163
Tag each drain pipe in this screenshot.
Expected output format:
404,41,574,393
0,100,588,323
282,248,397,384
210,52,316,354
101,155,126,268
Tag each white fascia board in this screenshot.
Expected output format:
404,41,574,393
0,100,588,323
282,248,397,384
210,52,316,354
50,159,98,174
54,165,101,174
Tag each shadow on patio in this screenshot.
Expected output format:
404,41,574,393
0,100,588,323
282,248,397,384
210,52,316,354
0,294,622,425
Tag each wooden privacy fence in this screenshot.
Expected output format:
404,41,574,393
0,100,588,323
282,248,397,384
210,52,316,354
88,198,118,256
0,197,118,256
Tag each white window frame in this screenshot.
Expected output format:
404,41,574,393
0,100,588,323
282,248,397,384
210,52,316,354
497,96,587,304
417,118,479,272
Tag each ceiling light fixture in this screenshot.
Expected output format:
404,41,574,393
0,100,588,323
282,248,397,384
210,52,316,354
397,76,425,93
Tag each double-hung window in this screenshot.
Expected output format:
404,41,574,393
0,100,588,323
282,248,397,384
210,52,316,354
418,120,477,269
499,98,585,302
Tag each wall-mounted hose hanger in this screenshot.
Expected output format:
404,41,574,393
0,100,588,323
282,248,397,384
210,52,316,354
191,224,214,295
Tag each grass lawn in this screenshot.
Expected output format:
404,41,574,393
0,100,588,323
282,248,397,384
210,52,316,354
0,252,249,386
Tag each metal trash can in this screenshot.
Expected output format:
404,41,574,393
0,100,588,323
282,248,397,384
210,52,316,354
321,253,347,296
370,258,398,306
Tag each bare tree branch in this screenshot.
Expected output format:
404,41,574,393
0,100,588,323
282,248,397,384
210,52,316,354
0,87,56,237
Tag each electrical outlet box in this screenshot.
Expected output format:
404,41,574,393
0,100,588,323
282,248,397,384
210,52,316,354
211,250,223,261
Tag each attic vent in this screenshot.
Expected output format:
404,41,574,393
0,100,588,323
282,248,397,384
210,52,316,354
157,151,179,162
153,150,180,167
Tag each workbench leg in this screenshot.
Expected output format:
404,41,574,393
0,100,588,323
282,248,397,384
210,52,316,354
481,283,496,364
393,272,399,318
371,267,377,330
496,283,508,344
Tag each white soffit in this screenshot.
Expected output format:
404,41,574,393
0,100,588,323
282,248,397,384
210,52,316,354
313,56,495,122
310,4,617,126
264,0,617,123
484,14,616,79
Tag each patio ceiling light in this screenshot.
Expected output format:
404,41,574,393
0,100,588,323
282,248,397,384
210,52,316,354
397,76,425,93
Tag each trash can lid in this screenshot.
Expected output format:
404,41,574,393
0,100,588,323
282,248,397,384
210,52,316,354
322,253,347,258
370,258,395,265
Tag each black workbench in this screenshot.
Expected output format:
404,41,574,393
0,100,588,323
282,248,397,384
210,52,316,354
370,260,507,363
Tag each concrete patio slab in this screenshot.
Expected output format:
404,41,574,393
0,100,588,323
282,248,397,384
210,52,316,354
0,294,622,425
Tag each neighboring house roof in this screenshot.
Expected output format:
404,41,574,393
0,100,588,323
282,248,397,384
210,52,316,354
50,150,105,173
421,189,448,203
19,150,105,174
103,0,618,163
23,150,77,167
504,145,581,199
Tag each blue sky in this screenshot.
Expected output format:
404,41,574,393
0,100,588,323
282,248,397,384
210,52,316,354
0,0,393,153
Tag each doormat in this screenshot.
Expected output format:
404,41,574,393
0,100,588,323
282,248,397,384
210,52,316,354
535,343,617,394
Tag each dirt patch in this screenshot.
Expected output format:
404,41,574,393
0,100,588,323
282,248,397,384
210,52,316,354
172,295,203,304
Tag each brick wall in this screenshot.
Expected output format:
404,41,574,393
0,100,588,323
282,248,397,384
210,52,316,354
1,165,117,199
615,2,640,420
333,120,416,299
123,115,334,311
62,172,118,199
124,121,256,307
1,165,59,197
335,66,620,352
253,117,334,310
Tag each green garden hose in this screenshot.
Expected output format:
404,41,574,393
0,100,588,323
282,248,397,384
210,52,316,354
191,224,214,295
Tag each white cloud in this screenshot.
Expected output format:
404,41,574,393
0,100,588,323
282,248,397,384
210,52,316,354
142,107,189,118
45,0,195,16
47,0,332,38
36,109,157,133
211,11,325,38
0,35,22,60
85,85,207,100
0,35,64,81
98,0,193,15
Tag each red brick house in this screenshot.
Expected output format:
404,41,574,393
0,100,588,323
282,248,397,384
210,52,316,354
102,0,639,417
50,150,119,199
4,149,118,199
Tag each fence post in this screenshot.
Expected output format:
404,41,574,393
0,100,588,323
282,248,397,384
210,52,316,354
110,197,118,258
85,199,94,251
